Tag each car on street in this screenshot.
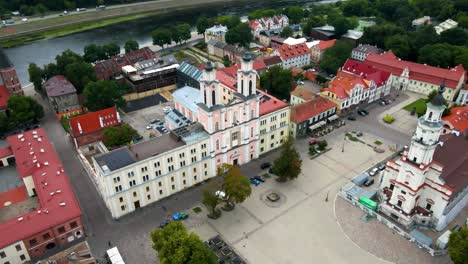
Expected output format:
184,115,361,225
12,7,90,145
21,18,28,22
358,110,366,116
163,106,172,113
309,138,318,145
297,80,304,85
379,101,386,106
253,176,265,182
452,225,462,232
347,115,356,121
150,119,160,124
369,167,379,176
172,212,189,221
362,109,369,115
363,178,374,186
260,162,271,170
385,99,393,104
249,178,261,186
377,164,386,170
159,219,171,228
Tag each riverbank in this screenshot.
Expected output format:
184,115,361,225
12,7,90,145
0,0,238,48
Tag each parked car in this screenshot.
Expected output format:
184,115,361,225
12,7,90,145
163,106,172,113
369,167,379,176
385,99,393,104
357,132,363,137
358,110,366,116
363,178,375,186
379,101,386,106
253,176,265,182
21,18,28,22
259,47,267,52
362,110,369,115
172,212,189,221
146,124,155,130
347,115,356,121
452,225,462,232
159,219,171,228
150,119,160,124
297,80,304,85
309,138,318,145
260,162,271,170
249,178,261,186
377,164,386,170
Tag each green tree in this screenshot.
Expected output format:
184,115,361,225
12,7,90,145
150,221,216,264
6,95,44,127
196,16,212,35
302,15,326,36
215,15,240,29
455,51,468,70
218,164,251,210
328,15,357,36
103,124,138,148
448,227,468,264
320,40,353,75
55,49,83,74
408,25,440,58
35,3,47,16
124,39,139,53
384,34,411,59
360,24,405,48
418,44,455,68
341,0,371,17
28,63,43,92
225,23,253,48
170,23,191,44
286,6,304,24
83,80,126,111
248,9,276,19
457,14,468,28
0,112,12,136
152,28,172,48
83,44,104,63
103,42,120,58
222,55,231,67
280,26,294,38
440,28,468,46
259,65,293,100
272,136,302,182
42,63,58,81
65,62,97,94
202,187,221,219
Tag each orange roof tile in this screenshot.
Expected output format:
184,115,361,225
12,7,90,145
290,97,336,123
323,70,368,100
277,43,310,60
317,39,336,50
291,87,315,101
443,106,468,132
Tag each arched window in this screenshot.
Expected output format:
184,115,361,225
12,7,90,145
212,90,216,106
249,80,253,95
216,140,219,150
215,122,219,131
428,111,433,119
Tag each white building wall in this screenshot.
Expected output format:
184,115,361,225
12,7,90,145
0,241,30,264
436,188,468,231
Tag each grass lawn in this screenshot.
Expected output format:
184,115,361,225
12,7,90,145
403,98,427,117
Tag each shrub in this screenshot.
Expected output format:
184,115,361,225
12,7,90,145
309,147,317,155
383,115,395,124
192,207,202,214
374,140,383,145
317,140,328,151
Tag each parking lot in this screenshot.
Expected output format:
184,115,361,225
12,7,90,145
120,101,174,139
188,129,419,264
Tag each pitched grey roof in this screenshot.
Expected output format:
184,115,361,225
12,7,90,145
44,75,77,97
177,61,202,81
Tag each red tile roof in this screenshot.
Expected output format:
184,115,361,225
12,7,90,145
291,87,315,101
258,89,288,116
433,132,468,194
0,85,9,109
323,70,368,99
0,146,13,158
0,185,28,209
317,39,336,50
276,43,310,60
364,51,466,89
216,71,237,90
290,97,336,123
262,56,282,67
443,106,468,132
69,107,120,137
343,59,391,86
1,129,82,249
219,59,266,78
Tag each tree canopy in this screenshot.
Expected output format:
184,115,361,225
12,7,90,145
286,6,304,24
220,164,251,210
280,26,294,38
83,80,127,111
152,28,172,48
103,124,138,148
28,63,43,92
225,23,253,48
5,95,44,128
150,221,216,264
320,40,354,75
196,16,212,35
448,227,468,264
64,62,97,94
171,23,192,44
259,66,293,100
124,40,139,53
83,42,120,63
272,136,302,182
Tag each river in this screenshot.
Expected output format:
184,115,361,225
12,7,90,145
3,0,339,84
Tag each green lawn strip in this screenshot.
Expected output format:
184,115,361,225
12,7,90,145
403,98,427,117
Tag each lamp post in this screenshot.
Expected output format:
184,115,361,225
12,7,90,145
342,131,346,152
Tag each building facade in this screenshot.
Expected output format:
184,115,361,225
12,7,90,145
455,85,468,105
310,39,336,64
364,51,466,102
273,43,311,69
289,97,337,138
351,44,382,62
205,24,228,43
249,15,289,37
43,75,80,114
379,87,468,231
0,129,84,263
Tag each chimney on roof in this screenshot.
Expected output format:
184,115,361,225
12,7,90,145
77,122,83,134
99,116,104,128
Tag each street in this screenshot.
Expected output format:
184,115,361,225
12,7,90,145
2,85,417,263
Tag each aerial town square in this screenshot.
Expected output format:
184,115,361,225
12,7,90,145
0,0,467,263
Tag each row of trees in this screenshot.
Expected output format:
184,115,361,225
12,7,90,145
152,23,191,49
0,96,44,136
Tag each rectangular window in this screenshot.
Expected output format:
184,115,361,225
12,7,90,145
29,239,37,246
121,205,125,211
20,254,26,261
167,157,173,163
182,172,186,177
119,197,124,203
158,182,162,187
143,175,149,182
179,153,185,158
216,140,220,150
146,186,150,192
172,185,175,190
70,221,78,229
130,180,136,187
147,194,151,200
43,233,51,240
271,134,275,139
180,161,186,167
168,165,174,172
15,245,21,251
155,170,162,177
251,127,254,137
58,226,66,233
192,157,197,163
183,180,186,185
127,171,134,178
171,177,174,182
401,190,406,195
133,191,137,197
232,132,238,141
154,162,160,168
194,176,197,181
159,190,163,195
141,167,147,172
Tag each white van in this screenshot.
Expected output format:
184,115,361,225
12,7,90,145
106,247,125,264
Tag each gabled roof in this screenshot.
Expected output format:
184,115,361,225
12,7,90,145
364,51,466,89
262,56,282,67
43,75,77,97
343,59,391,86
177,61,202,81
258,89,288,116
290,97,336,123
443,106,468,132
317,39,336,50
291,86,315,102
69,107,120,137
216,71,237,89
352,44,382,55
323,70,368,99
0,85,8,109
219,59,266,78
276,43,310,60
1,129,82,249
